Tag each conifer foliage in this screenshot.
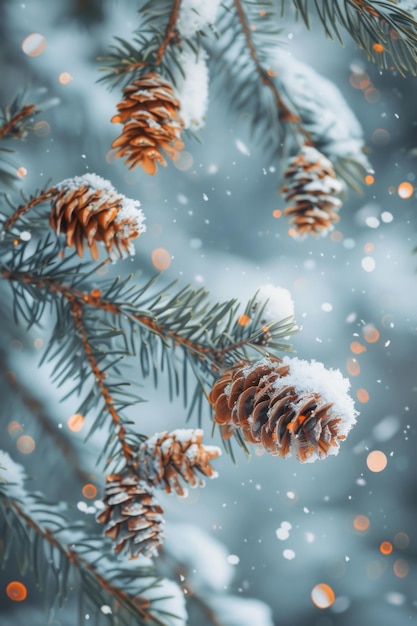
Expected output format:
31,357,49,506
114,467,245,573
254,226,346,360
1,1,417,625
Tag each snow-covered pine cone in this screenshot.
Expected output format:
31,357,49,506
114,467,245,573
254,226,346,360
96,472,164,558
280,145,343,237
111,72,184,175
209,356,357,463
136,429,221,497
50,173,145,260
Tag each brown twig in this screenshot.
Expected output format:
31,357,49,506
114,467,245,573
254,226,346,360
2,269,267,374
0,104,36,141
154,0,181,65
69,299,136,466
2,269,213,362
0,355,90,485
2,187,57,233
233,0,311,141
5,500,164,624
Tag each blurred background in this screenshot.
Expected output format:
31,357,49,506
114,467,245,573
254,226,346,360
1,1,417,625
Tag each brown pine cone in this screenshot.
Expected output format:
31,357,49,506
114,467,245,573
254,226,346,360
136,429,221,497
209,356,357,463
111,72,184,175
96,472,164,559
280,145,343,237
49,173,145,260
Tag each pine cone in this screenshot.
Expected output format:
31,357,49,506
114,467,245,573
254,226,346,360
96,472,164,559
209,356,357,463
111,72,184,175
49,173,145,260
136,429,221,497
280,145,343,237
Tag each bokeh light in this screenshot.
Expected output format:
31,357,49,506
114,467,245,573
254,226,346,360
380,541,393,555
173,151,194,171
21,33,47,57
59,72,72,85
350,341,366,354
16,435,35,454
353,515,370,531
82,484,97,499
16,167,27,178
356,388,370,403
397,182,414,199
272,209,282,218
6,581,27,602
363,325,380,343
151,248,171,271
7,421,23,437
371,128,390,146
346,357,360,376
68,413,85,432
33,120,51,137
366,450,387,472
393,559,409,578
393,532,409,549
311,583,335,609
237,314,251,326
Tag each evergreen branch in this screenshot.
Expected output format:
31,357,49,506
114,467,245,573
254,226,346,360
0,484,173,625
2,268,296,373
1,186,57,233
0,356,90,485
70,299,136,466
0,104,36,141
99,1,184,89
154,0,182,65
233,0,302,126
286,0,417,76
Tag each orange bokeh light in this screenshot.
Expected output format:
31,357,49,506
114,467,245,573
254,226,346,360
346,357,360,376
16,435,35,454
365,174,375,185
16,167,27,178
397,182,414,199
349,72,370,90
350,341,366,354
380,541,393,555
7,421,24,436
366,450,387,472
354,515,370,531
6,581,27,602
59,72,72,85
21,33,47,57
364,242,375,254
237,314,251,327
151,248,171,271
272,209,282,218
33,120,51,137
311,583,335,609
82,484,97,499
356,388,370,403
373,43,384,52
363,325,380,343
68,413,85,432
